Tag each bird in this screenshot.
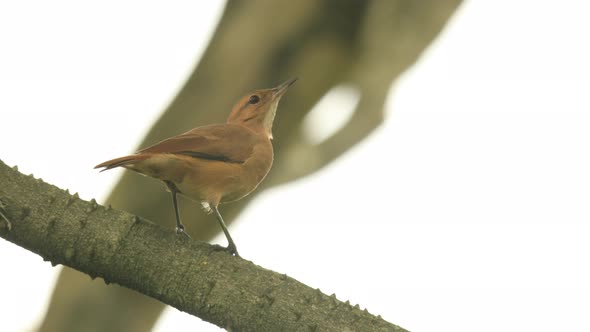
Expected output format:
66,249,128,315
95,78,297,256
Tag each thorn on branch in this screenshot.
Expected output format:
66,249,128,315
87,199,98,213
67,192,80,206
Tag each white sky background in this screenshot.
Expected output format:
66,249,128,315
1,1,589,331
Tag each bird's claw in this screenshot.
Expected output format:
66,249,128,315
228,248,239,257
227,244,239,257
211,244,240,257
175,226,191,239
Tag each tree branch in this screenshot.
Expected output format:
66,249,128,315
0,159,405,332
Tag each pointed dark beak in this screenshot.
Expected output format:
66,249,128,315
272,77,298,99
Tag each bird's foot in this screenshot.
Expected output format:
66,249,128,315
175,225,191,239
227,244,239,257
211,244,240,257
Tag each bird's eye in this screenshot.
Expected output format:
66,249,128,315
248,95,260,104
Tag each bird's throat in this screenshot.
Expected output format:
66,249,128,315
263,100,279,139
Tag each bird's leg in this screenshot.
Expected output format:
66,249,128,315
212,206,239,256
164,181,190,239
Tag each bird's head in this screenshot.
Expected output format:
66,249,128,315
227,78,297,139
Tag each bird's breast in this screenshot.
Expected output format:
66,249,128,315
175,140,273,205
222,141,273,202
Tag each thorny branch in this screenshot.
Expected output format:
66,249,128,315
0,159,405,332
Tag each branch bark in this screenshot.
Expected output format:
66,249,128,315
0,159,405,332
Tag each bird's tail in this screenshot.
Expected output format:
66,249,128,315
94,154,149,172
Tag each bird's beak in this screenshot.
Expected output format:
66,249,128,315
272,77,298,99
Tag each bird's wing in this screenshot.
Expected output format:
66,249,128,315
137,124,257,163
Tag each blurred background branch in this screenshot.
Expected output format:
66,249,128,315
38,1,461,331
